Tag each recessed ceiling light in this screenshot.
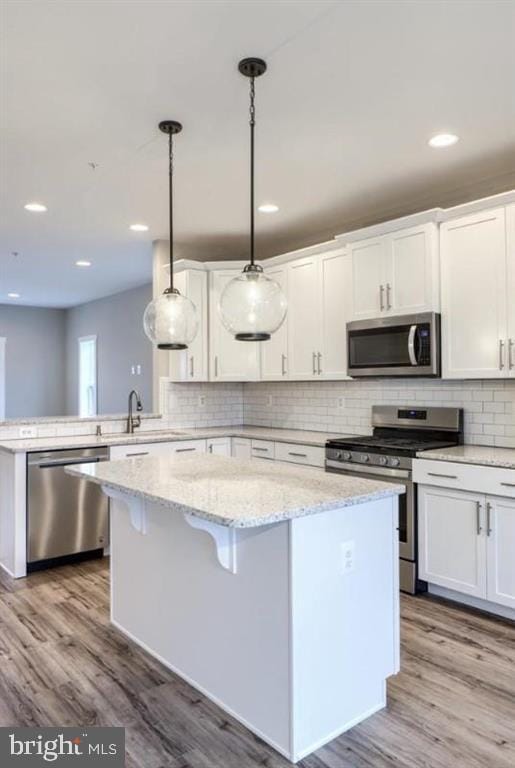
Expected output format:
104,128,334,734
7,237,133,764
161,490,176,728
24,202,47,212
130,223,149,232
75,260,91,267
258,203,279,213
7,292,20,299
428,133,459,148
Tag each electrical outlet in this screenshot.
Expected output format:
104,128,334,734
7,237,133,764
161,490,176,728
198,395,206,407
131,365,136,375
136,364,142,375
337,397,345,411
19,426,36,438
340,540,355,574
267,395,273,407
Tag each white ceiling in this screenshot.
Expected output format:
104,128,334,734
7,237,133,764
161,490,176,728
1,0,515,308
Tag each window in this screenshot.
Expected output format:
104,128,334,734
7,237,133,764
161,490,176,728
78,335,97,417
0,338,5,420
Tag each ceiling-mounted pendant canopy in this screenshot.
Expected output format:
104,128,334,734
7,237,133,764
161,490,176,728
143,121,198,350
218,57,287,342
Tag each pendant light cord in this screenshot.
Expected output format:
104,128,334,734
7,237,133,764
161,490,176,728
168,131,175,292
249,76,256,267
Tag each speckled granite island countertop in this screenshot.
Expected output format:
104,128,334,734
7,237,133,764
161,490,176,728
416,444,515,470
67,453,404,528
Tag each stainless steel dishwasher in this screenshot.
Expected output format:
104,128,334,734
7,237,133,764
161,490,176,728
27,447,109,570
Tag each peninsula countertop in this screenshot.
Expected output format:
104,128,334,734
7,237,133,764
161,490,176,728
0,425,348,454
416,444,515,470
67,453,404,528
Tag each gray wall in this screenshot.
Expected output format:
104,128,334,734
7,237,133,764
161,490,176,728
0,305,67,418
65,284,153,415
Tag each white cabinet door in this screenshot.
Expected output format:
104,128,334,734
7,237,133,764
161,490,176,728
207,437,231,456
169,270,208,382
319,249,351,379
349,237,386,320
486,496,515,609
418,485,487,598
441,207,508,379
506,204,515,378
231,437,251,458
209,271,260,381
261,266,288,380
387,224,439,315
287,256,321,380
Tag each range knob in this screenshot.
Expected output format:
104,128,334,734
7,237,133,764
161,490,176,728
360,454,370,463
342,451,352,461
378,456,388,466
335,451,342,459
389,457,400,467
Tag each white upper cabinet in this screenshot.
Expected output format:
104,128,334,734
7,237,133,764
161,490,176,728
209,270,260,381
349,223,439,321
441,207,508,379
169,269,208,382
287,256,321,380
319,249,350,379
261,265,288,380
506,204,515,377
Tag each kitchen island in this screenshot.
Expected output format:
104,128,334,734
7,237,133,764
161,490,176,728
68,454,403,763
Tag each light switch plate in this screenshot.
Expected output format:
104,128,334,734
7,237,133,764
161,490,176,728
341,540,355,574
19,426,37,438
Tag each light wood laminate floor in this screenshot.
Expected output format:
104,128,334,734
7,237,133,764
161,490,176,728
0,558,513,767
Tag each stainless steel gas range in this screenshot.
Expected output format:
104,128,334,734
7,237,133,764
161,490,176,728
325,405,463,594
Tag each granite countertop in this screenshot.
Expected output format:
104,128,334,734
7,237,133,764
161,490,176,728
67,453,404,528
416,445,515,470
0,426,346,454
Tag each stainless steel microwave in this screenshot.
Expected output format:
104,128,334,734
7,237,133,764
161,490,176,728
347,312,441,377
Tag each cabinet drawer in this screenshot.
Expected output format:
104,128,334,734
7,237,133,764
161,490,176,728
413,459,515,499
110,443,167,459
274,441,324,468
251,440,275,460
169,439,207,455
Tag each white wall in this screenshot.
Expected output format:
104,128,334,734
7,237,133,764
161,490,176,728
0,305,67,418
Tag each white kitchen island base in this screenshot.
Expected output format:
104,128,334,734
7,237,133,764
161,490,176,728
108,492,399,763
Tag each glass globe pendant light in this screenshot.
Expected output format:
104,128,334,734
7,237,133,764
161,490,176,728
143,120,198,350
219,58,287,341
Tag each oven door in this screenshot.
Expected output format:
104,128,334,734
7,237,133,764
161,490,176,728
347,312,440,377
325,461,415,561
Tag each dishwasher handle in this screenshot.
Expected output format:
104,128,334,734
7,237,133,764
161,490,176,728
30,456,108,469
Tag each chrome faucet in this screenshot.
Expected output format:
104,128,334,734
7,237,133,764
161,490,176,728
126,390,143,434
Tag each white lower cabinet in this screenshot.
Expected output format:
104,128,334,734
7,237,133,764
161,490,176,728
418,486,486,598
418,483,515,608
231,437,251,459
206,437,231,456
486,496,515,608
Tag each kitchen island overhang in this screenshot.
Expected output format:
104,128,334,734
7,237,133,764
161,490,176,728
68,454,404,763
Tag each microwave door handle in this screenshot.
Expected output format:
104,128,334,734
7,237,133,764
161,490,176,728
408,324,418,366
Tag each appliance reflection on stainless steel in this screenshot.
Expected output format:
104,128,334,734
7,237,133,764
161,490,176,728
325,405,463,594
126,389,143,434
27,447,109,571
346,312,441,377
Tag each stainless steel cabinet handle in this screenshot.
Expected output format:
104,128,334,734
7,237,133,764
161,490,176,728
312,352,317,375
208,444,213,453
288,452,307,458
281,353,287,376
386,282,392,310
175,447,196,453
190,356,194,378
214,356,218,377
427,472,458,479
317,352,322,375
499,340,505,370
379,284,385,311
486,501,493,536
126,451,149,457
509,339,514,370
252,446,269,452
500,482,515,488
476,501,482,535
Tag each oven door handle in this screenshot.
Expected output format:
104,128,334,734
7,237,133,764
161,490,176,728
408,324,418,366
